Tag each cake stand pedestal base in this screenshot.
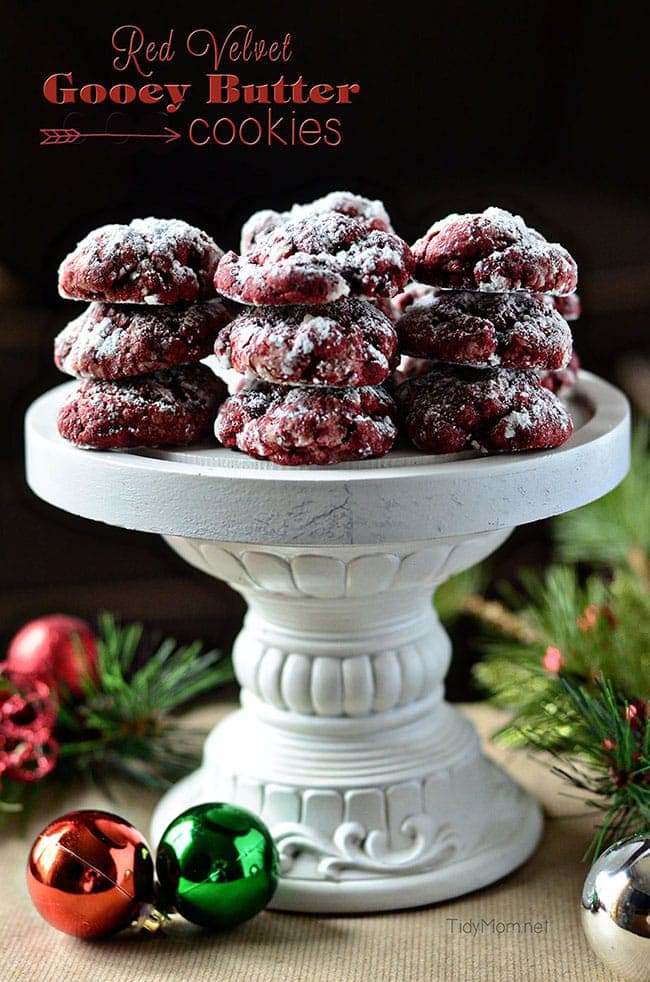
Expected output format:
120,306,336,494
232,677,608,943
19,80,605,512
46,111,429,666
150,529,542,912
24,373,629,913
153,741,542,913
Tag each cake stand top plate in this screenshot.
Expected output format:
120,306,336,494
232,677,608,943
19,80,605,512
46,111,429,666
25,373,630,545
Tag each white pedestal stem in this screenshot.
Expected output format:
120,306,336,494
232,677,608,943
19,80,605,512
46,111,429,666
150,530,543,912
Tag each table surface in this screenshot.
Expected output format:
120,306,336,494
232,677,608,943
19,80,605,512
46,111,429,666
0,702,619,982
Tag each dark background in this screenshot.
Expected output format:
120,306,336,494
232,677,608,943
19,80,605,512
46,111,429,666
1,1,647,695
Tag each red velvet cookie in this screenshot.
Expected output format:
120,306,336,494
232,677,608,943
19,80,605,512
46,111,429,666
551,292,581,321
397,290,573,370
214,298,398,387
395,365,573,454
215,382,398,465
54,299,232,379
389,282,437,320
539,350,581,393
241,191,393,251
390,354,434,388
58,218,224,304
412,207,577,295
371,296,398,322
216,213,414,306
57,364,226,450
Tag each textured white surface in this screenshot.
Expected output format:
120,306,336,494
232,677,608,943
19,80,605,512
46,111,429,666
25,372,629,544
151,529,543,911
152,529,541,912
23,373,630,911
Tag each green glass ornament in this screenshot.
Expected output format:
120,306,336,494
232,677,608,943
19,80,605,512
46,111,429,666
156,802,279,929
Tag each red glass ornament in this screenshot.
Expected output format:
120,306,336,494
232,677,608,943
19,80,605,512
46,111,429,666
5,615,98,696
26,810,154,937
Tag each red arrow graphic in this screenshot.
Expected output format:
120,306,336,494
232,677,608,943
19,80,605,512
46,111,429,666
40,126,181,146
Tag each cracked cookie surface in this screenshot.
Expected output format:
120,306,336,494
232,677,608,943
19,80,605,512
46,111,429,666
58,218,223,304
216,213,414,306
57,363,226,449
412,207,577,295
241,190,393,251
395,365,573,453
397,290,572,370
215,381,398,465
55,299,232,379
214,298,398,387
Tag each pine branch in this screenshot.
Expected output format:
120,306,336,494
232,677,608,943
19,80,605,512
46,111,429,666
464,423,650,857
553,419,649,574
62,613,234,790
471,563,650,857
1,615,235,823
473,566,649,717
552,677,650,859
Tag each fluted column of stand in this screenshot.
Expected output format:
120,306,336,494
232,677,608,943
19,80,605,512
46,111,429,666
154,527,542,912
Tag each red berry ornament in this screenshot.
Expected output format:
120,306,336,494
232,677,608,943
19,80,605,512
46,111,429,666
0,674,58,781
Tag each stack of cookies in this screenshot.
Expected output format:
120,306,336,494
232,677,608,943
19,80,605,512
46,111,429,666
393,207,578,454
212,193,415,465
540,292,581,394
54,218,230,449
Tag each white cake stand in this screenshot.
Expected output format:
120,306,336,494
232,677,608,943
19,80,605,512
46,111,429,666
25,372,629,913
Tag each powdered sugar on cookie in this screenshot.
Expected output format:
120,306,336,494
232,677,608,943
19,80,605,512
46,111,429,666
55,299,232,379
215,381,397,465
215,298,397,387
395,365,573,453
217,213,414,306
58,217,224,304
241,190,393,251
397,290,572,370
412,207,577,295
57,363,227,449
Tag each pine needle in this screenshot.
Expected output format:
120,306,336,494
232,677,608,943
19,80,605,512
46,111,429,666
1,614,235,822
554,419,649,574
458,421,650,857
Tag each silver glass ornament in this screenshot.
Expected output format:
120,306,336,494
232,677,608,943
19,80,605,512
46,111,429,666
581,836,650,981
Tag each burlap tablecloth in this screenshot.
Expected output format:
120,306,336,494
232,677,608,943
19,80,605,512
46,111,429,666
0,703,620,981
